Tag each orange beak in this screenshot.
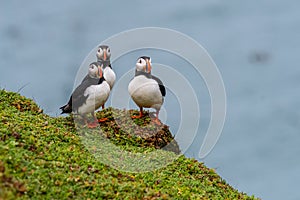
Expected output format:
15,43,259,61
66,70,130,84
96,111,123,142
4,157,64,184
103,51,107,61
146,59,152,73
98,66,102,78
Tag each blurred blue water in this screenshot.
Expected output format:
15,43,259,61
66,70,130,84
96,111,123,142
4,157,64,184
1,1,300,199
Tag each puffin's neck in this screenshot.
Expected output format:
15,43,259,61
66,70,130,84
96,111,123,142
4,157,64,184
98,77,106,84
135,70,152,78
97,59,111,69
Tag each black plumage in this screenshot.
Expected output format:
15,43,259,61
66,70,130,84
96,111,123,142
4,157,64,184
60,68,105,114
140,56,151,60
152,75,166,97
99,45,109,49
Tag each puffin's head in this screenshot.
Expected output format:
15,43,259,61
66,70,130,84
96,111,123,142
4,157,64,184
135,56,152,73
96,45,111,61
88,62,103,79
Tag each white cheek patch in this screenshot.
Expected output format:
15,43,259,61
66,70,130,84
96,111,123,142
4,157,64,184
97,49,103,57
136,63,144,71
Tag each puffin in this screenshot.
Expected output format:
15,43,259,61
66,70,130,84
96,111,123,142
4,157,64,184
82,45,116,109
60,62,111,128
128,56,166,125
96,45,116,89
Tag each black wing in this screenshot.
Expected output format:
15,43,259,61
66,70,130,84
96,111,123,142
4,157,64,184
152,75,166,97
60,95,73,114
81,74,90,83
61,77,99,113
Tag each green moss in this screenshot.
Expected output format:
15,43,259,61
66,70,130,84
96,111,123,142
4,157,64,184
0,89,258,199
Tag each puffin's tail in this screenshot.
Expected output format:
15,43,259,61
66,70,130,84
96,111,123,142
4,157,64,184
60,104,72,114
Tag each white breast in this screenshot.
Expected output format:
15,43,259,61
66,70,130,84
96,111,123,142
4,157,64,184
128,75,163,111
77,81,110,115
104,67,116,89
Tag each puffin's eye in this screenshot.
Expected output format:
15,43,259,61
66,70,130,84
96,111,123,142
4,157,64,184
107,48,110,53
139,59,142,64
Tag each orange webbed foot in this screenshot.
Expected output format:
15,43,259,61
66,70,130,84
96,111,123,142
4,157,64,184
131,108,143,119
98,117,108,123
152,118,161,125
87,121,99,128
131,115,143,119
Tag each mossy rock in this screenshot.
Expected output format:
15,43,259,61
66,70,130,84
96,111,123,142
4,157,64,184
0,89,42,114
0,89,259,199
95,108,181,154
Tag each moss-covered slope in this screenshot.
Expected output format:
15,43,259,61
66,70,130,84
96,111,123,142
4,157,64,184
0,90,258,199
